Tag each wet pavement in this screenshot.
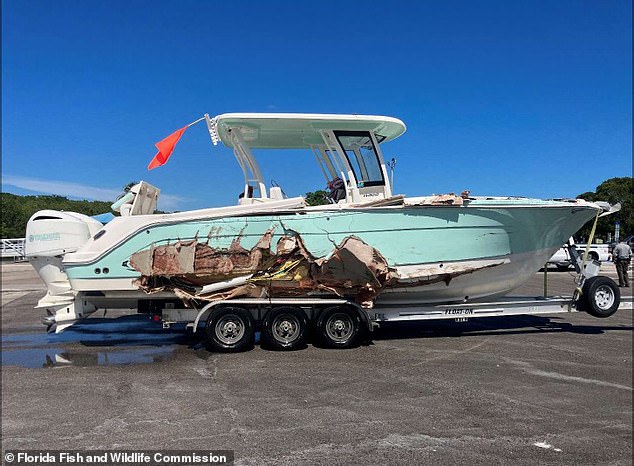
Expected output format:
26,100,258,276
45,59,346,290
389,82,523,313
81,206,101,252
1,316,189,369
1,262,632,465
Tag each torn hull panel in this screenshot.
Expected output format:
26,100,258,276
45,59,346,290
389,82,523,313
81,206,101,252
129,228,524,310
131,232,399,307
130,229,274,282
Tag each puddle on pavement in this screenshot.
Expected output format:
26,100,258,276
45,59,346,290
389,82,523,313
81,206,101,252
1,314,202,369
1,346,178,368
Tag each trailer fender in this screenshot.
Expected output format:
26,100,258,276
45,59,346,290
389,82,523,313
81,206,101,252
192,301,226,332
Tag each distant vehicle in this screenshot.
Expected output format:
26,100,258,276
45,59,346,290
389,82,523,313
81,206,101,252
548,238,610,271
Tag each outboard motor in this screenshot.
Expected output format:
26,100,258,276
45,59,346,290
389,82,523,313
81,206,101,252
24,181,160,332
25,210,104,331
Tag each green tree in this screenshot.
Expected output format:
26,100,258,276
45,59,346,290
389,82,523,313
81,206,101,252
0,193,114,238
305,190,330,206
576,177,633,242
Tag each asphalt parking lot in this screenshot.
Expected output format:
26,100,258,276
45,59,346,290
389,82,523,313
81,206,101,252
1,262,632,465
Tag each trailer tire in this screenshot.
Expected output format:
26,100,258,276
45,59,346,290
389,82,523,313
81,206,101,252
262,307,308,351
578,276,620,318
205,306,254,352
316,306,362,349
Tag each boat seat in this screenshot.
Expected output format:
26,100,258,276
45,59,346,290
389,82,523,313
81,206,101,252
111,181,161,216
129,182,160,215
269,186,284,200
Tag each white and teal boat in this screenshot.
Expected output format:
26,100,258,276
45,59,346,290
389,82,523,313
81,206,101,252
25,113,616,347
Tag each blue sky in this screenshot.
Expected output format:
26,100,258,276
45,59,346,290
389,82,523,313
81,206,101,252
2,0,631,211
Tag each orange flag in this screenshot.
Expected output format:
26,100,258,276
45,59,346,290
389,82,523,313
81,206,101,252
148,126,188,170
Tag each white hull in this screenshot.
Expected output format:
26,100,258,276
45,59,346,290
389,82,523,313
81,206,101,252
381,249,554,305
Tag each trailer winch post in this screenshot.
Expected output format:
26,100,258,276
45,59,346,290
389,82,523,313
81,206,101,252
570,211,601,301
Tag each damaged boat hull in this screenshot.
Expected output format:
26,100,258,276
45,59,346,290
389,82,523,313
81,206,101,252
61,201,597,306
25,113,616,340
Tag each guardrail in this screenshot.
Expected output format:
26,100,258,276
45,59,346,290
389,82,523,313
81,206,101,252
1,238,26,261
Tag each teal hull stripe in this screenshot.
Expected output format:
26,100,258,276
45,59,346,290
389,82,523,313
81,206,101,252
65,206,596,281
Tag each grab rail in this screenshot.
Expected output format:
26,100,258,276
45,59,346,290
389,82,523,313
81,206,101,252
1,238,26,261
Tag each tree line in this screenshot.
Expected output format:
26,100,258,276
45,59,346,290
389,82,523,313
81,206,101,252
0,193,113,238
575,177,632,242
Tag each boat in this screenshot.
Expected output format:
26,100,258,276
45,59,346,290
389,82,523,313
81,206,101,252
24,113,617,345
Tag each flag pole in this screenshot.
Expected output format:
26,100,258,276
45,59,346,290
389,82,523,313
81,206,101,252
186,116,205,128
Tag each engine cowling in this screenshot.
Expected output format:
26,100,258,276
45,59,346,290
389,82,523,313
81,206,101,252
26,210,103,257
26,210,104,296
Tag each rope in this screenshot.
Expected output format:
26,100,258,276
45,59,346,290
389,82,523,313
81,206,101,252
575,211,600,299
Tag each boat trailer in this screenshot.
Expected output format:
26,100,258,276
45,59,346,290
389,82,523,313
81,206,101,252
151,243,621,352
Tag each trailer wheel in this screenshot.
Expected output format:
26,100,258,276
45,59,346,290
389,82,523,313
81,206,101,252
262,307,308,351
316,306,362,349
205,306,254,352
578,276,620,318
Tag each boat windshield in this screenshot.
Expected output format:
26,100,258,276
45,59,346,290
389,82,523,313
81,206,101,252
334,131,385,188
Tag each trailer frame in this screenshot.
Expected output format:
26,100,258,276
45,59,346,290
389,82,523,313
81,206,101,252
152,242,622,352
